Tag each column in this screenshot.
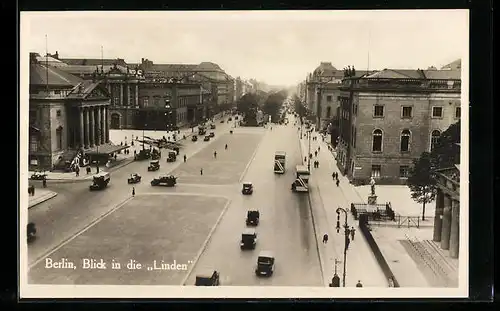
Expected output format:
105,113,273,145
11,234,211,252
100,106,105,144
84,108,90,148
79,108,84,149
120,84,124,106
135,84,139,107
433,189,445,242
89,107,95,147
440,194,452,250
96,107,101,146
449,199,460,258
105,107,110,142
127,84,131,106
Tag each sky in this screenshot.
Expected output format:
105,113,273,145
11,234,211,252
21,10,468,87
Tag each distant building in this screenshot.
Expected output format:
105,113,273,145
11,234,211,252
29,53,112,171
337,68,462,184
441,59,461,71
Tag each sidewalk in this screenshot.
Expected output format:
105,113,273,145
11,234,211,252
299,133,388,287
28,189,58,209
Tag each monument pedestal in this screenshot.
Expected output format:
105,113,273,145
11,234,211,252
367,195,378,205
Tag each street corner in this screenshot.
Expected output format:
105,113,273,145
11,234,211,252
28,194,230,285
28,190,58,209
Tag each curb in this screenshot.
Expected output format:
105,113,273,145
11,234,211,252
29,196,134,269
28,192,58,209
181,199,232,286
298,137,327,286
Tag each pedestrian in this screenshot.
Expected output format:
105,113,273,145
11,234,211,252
86,166,91,174
114,154,117,160
332,172,335,180
42,177,47,188
132,187,135,197
214,151,217,159
351,227,356,240
200,168,203,175
318,146,320,152
316,160,320,168
75,167,80,177
32,186,35,196
304,157,307,163
322,233,329,244
225,144,228,150
183,154,187,162
356,280,363,287
314,150,318,157
336,179,340,187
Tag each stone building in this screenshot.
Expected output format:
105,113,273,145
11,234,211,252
29,53,112,171
433,163,460,259
337,68,462,185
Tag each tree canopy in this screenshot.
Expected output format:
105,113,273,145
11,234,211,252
430,120,461,171
236,93,260,115
262,91,286,118
292,95,307,118
407,151,437,220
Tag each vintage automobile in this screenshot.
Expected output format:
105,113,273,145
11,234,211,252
191,135,198,142
148,160,160,171
241,182,253,195
209,132,215,138
166,151,177,162
220,120,224,123
173,146,180,155
127,173,142,184
151,149,161,160
235,116,239,120
210,124,216,129
240,228,258,250
204,135,211,141
89,172,111,191
255,251,275,277
27,222,37,243
230,130,233,134
135,149,151,161
246,209,260,226
31,171,47,180
228,117,232,121
195,270,220,286
150,175,177,187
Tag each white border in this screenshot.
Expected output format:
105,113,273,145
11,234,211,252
19,10,469,299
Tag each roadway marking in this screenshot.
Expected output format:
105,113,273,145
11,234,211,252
238,131,268,182
28,196,134,270
180,199,232,285
135,192,231,199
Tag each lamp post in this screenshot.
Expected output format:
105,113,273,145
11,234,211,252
96,128,101,173
307,128,312,171
336,207,350,287
142,122,146,150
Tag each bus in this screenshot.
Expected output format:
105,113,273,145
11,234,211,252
274,151,286,174
291,165,310,192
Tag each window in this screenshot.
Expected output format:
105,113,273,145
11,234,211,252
153,97,160,107
326,106,331,118
30,134,38,152
354,104,358,115
353,127,357,148
400,130,411,152
430,130,441,151
402,106,412,118
56,126,63,150
327,95,332,102
54,90,61,95
399,165,410,178
374,105,384,117
371,165,381,178
372,129,383,152
432,106,443,118
143,98,149,108
114,96,120,105
56,110,61,117
455,107,461,119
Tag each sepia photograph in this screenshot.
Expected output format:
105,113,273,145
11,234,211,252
19,10,469,298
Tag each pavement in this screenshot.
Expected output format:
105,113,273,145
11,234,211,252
28,189,58,209
184,119,322,286
297,126,388,287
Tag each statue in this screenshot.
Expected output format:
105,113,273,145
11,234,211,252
370,177,376,195
352,66,356,76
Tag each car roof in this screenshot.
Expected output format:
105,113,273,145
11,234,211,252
248,209,259,213
196,269,216,278
243,182,253,185
242,228,256,235
258,250,274,258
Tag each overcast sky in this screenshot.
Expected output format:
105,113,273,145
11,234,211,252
21,10,468,86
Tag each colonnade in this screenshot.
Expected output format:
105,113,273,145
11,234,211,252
433,188,460,259
79,105,109,149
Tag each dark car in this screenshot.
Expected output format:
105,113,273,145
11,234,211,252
127,173,141,184
228,117,232,121
31,171,47,180
147,160,160,171
246,209,260,226
195,270,220,286
27,222,37,243
191,135,198,142
151,175,177,187
210,124,216,129
89,172,110,191
242,182,253,195
240,228,257,250
166,151,177,162
204,135,211,141
255,251,275,277
220,120,224,123
209,132,215,138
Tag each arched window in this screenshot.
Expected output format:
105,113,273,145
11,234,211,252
400,129,411,152
56,126,63,150
430,130,441,152
372,129,383,152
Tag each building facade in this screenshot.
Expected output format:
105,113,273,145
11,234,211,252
433,164,460,259
337,68,461,185
29,53,111,171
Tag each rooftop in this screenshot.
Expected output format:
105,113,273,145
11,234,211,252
30,63,83,87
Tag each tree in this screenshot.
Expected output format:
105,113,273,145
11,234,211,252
407,152,437,221
293,95,307,118
430,120,461,171
236,93,259,115
262,92,285,119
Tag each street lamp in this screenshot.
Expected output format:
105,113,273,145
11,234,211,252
142,122,146,150
307,128,313,171
336,207,350,287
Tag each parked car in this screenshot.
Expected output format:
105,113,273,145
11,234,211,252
204,135,211,141
209,132,215,138
192,135,198,142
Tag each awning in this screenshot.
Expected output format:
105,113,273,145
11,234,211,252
85,144,130,155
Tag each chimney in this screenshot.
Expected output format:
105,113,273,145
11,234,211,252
54,51,59,59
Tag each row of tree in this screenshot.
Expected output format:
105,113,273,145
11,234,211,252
236,90,288,122
407,120,461,220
